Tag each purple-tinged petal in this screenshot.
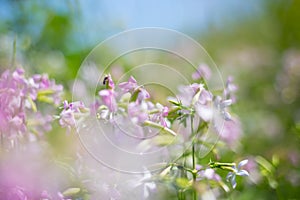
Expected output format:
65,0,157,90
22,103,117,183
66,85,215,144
99,89,117,112
231,174,237,189
223,111,232,121
192,64,211,80
226,172,233,182
195,103,213,122
221,99,232,108
119,76,138,92
137,88,150,101
238,159,248,169
236,170,249,177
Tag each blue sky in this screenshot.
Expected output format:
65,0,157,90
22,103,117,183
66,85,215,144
79,0,263,46
0,0,263,51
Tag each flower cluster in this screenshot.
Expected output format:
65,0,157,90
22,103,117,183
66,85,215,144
0,68,63,139
60,75,172,137
57,64,248,199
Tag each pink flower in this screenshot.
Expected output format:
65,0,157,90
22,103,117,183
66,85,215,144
0,68,62,138
223,76,238,103
197,166,221,182
150,103,169,127
136,87,150,102
99,89,117,112
192,64,211,80
30,74,63,106
214,96,232,120
195,89,214,122
119,76,138,92
119,76,150,102
0,68,28,137
127,102,149,124
59,100,89,132
28,112,52,136
3,186,28,200
218,117,242,147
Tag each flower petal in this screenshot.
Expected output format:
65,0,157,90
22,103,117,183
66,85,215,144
231,175,237,189
238,159,248,169
226,172,233,182
236,170,249,177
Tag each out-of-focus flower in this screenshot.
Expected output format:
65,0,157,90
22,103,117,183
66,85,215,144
0,68,63,139
136,87,150,102
243,157,262,184
223,76,238,103
149,103,170,127
176,83,203,107
128,169,156,199
218,117,242,147
226,160,249,188
192,64,211,80
30,74,63,106
194,88,214,122
119,76,150,102
59,100,89,132
128,101,149,124
40,190,52,200
4,186,28,200
119,76,138,92
99,89,117,112
99,74,117,112
197,166,221,182
27,112,52,137
0,68,27,137
214,96,232,121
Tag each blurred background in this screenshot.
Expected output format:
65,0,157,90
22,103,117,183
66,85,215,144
0,0,299,199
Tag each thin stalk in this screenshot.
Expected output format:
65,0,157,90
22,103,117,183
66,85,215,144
191,117,197,200
11,35,17,67
143,120,176,136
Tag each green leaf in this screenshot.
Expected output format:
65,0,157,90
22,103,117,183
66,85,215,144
168,99,181,106
176,178,192,189
153,134,177,146
27,96,37,112
62,188,81,197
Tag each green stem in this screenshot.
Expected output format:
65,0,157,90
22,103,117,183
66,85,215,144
143,120,176,136
11,35,16,68
191,117,197,200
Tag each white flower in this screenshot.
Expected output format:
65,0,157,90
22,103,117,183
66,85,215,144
226,160,249,188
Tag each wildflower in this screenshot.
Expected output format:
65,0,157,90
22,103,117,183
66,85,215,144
136,87,150,102
59,100,89,132
127,101,149,124
197,166,221,182
5,186,28,200
214,96,232,120
128,169,156,199
30,74,63,106
176,83,203,107
119,76,150,102
218,117,242,147
192,64,211,80
149,103,170,127
99,75,117,112
27,112,52,137
194,88,214,122
119,76,138,92
40,190,52,199
98,89,117,112
226,160,249,188
223,76,238,103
